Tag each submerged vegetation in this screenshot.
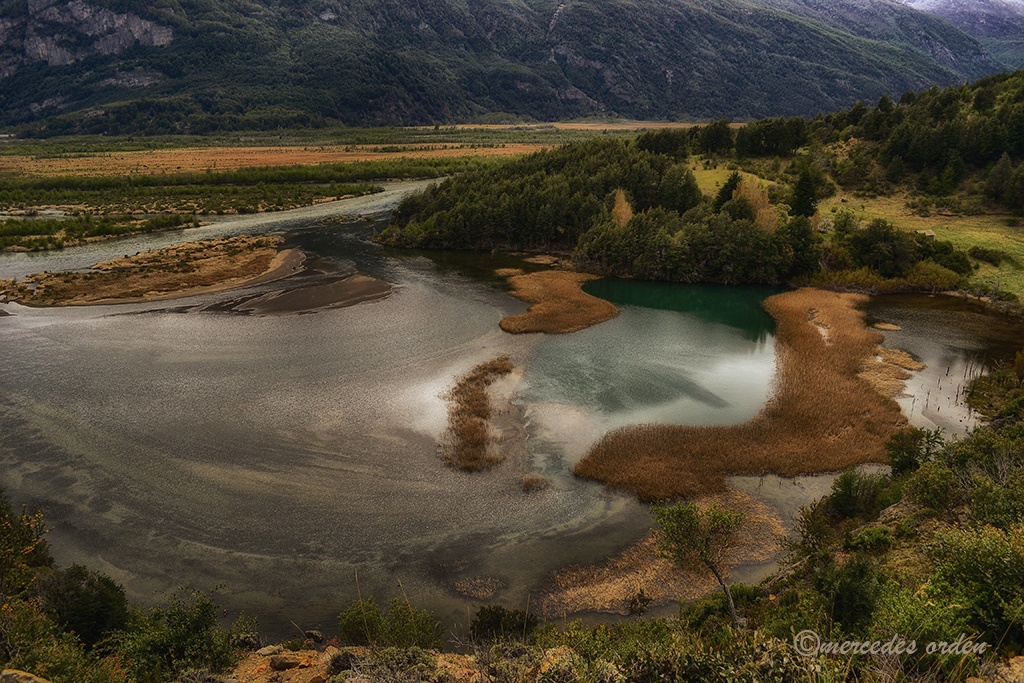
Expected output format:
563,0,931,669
441,356,515,472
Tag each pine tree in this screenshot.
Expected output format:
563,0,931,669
985,153,1014,203
790,168,818,218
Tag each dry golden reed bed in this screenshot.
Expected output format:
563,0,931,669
500,270,620,334
0,143,546,177
441,356,515,471
573,288,909,501
538,490,785,617
0,235,287,306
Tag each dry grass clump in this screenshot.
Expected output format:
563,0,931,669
441,356,515,471
452,576,505,600
573,288,909,501
494,267,524,277
860,347,926,397
734,177,779,231
521,473,551,492
538,490,784,617
3,235,286,306
500,270,619,334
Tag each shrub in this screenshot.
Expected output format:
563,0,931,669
109,589,256,682
0,490,53,597
928,524,1024,648
887,427,943,475
34,564,129,650
906,460,963,514
337,598,443,650
847,525,892,552
0,599,126,683
813,553,881,633
469,605,538,642
828,470,896,521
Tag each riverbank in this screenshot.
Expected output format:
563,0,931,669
0,235,300,306
573,288,911,501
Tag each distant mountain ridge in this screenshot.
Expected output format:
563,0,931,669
0,0,1014,134
904,0,1024,66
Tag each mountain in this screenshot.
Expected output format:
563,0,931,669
904,0,1024,66
0,0,1010,134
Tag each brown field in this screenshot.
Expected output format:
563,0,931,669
538,490,784,617
500,270,620,334
573,288,909,501
0,235,295,306
440,356,516,471
0,143,547,177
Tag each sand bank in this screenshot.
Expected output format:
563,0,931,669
228,273,392,315
538,490,785,617
0,236,301,306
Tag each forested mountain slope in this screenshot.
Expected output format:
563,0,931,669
0,0,1009,134
905,0,1024,67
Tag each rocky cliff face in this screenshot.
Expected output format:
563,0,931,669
0,0,172,80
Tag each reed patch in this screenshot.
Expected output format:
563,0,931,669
440,356,516,471
573,288,909,501
500,270,619,334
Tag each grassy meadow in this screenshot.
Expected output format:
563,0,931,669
819,193,1024,298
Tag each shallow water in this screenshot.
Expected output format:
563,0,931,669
0,205,781,637
864,294,1024,438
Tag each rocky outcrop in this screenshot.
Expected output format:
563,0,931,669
0,0,171,80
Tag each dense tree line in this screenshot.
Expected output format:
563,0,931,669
383,136,975,290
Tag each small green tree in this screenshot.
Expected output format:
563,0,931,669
790,167,818,218
652,502,744,628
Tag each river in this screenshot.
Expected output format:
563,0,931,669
0,185,781,637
